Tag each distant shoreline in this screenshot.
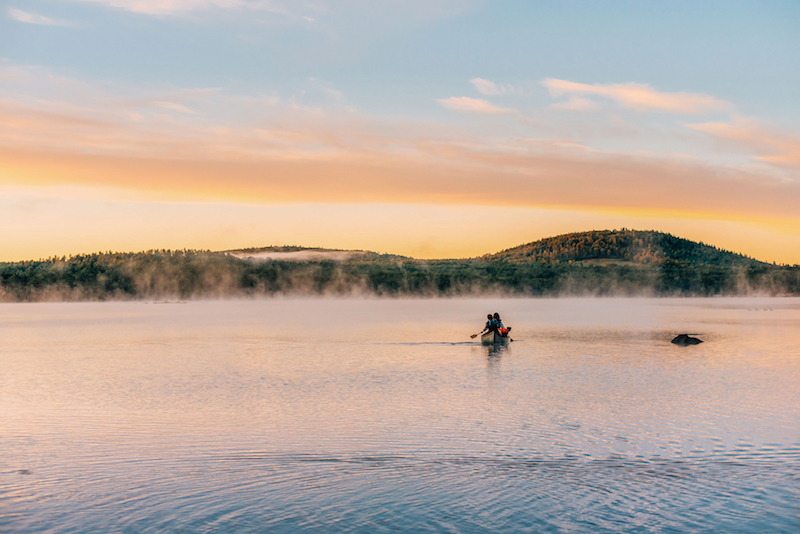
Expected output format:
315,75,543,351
2,254,798,302
3,230,798,302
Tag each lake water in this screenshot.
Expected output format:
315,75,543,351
1,298,799,533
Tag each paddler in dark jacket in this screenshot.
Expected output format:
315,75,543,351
471,314,499,339
477,314,497,335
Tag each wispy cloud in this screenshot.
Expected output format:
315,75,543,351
469,78,518,96
1,64,798,228
62,0,479,22
437,96,514,115
66,0,245,16
5,136,800,226
549,96,600,113
113,88,222,113
689,117,800,170
5,7,80,26
543,79,729,114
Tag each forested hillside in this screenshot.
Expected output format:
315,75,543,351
1,232,798,301
489,230,764,266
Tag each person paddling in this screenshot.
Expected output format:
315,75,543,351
493,312,511,338
471,314,497,338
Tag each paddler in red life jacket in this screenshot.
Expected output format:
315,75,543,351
493,312,510,337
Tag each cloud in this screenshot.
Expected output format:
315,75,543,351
470,77,521,97
151,101,195,113
550,96,600,113
689,117,800,169
61,0,479,21
437,96,514,115
4,139,800,226
66,0,245,15
5,7,79,26
470,78,500,96
543,79,729,114
1,63,798,229
113,88,222,113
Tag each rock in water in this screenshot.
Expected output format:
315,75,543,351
672,334,703,346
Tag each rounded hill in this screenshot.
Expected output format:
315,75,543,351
486,230,765,267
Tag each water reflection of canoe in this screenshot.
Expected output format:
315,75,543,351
481,331,508,345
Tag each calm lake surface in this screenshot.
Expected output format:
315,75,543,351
1,298,799,533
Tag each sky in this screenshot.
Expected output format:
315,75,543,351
2,0,799,263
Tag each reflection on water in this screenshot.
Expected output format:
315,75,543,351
1,298,799,533
485,341,510,358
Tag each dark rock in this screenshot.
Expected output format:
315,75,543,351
671,334,703,346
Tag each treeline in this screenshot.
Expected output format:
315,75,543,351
1,251,799,302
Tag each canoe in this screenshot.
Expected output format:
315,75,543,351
481,331,508,345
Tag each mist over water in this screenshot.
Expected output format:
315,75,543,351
1,298,799,532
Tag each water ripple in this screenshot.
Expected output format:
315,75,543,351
2,298,800,532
